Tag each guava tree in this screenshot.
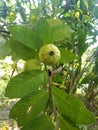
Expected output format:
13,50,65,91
0,0,98,130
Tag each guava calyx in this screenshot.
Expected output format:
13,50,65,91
49,51,55,56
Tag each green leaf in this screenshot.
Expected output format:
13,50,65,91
7,12,16,22
83,15,91,22
60,48,77,63
52,0,62,7
94,6,98,18
52,86,95,124
47,19,62,27
83,0,88,9
47,19,73,42
81,73,97,84
0,43,11,57
80,0,87,12
77,29,88,56
53,24,72,42
0,36,11,57
8,39,38,60
29,8,40,20
5,70,47,98
35,18,73,45
21,115,55,130
10,90,49,126
10,25,42,50
88,0,95,11
59,116,80,130
35,18,53,44
53,8,64,16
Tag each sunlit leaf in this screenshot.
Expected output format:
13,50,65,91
5,70,47,98
8,39,38,60
52,86,95,124
35,18,53,44
21,115,55,130
10,90,49,126
10,25,42,50
60,48,77,63
59,116,80,130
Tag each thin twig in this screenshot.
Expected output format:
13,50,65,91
51,66,63,76
10,61,19,78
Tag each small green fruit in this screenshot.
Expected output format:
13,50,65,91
39,44,60,65
24,59,41,71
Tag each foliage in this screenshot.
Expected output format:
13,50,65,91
0,0,98,130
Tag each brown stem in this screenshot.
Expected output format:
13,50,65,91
51,92,59,130
48,71,59,130
51,66,63,76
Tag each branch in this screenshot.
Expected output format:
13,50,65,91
48,69,59,130
51,66,63,76
0,30,10,34
51,92,59,130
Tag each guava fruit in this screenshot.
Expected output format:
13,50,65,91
39,44,60,65
24,59,41,71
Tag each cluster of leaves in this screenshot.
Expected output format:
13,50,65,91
0,0,98,130
5,71,95,130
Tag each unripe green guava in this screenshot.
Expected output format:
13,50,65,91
39,44,60,65
24,59,41,71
